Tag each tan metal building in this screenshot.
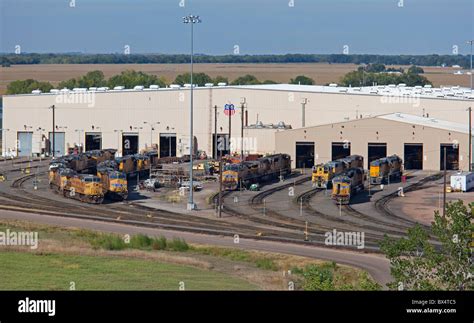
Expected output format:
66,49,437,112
275,113,473,171
2,83,473,159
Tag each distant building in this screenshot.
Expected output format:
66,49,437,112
2,84,473,165
275,113,473,171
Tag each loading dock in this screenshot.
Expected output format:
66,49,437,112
17,132,33,157
159,133,177,157
48,132,65,156
122,133,139,156
404,144,423,170
368,143,387,168
332,142,351,161
85,132,102,151
295,141,314,168
440,144,459,170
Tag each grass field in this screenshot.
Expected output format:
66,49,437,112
0,220,379,290
0,251,256,290
0,63,470,94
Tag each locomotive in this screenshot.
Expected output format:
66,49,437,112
97,167,128,200
222,154,291,190
369,155,403,185
312,155,364,188
331,167,365,204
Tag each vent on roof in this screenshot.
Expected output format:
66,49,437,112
113,86,125,90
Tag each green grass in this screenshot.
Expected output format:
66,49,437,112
291,262,381,291
191,246,278,271
0,251,258,291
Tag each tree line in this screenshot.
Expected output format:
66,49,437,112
5,70,316,94
1,53,471,68
340,64,432,87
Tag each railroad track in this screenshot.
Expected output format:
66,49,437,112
0,171,354,247
219,176,387,250
374,172,443,230
295,187,409,236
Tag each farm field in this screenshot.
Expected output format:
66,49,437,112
0,63,470,95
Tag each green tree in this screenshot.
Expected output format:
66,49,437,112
359,63,386,73
231,74,260,85
262,79,277,84
290,75,314,85
407,65,424,74
174,72,213,86
212,75,229,85
107,70,166,89
6,79,53,94
380,200,473,290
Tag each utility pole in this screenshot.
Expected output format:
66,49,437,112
50,105,56,157
218,158,223,218
468,107,472,172
240,98,246,161
443,147,447,217
214,105,218,159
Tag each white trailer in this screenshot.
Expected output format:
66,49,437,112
450,172,474,192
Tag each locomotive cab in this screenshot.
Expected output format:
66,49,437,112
222,164,241,190
331,176,351,204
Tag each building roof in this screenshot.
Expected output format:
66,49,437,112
280,112,473,135
377,113,473,135
4,83,474,101
238,84,473,100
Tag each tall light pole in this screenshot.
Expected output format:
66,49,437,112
467,40,473,90
183,14,201,210
144,121,160,149
468,107,472,172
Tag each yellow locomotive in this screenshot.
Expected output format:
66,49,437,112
311,155,363,188
312,160,345,188
331,168,365,204
97,168,128,200
63,174,104,204
222,154,291,190
369,155,403,185
49,167,77,192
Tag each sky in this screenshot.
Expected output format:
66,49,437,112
0,0,473,55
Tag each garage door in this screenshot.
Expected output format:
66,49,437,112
404,143,423,170
368,143,387,168
296,142,315,169
17,132,33,157
332,142,351,161
48,132,65,157
122,133,139,156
